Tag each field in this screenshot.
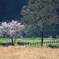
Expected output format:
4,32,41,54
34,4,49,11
0,45,59,59
0,38,51,43
0,38,59,47
0,38,59,59
0,38,58,43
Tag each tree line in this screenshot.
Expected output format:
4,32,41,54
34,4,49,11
0,0,59,46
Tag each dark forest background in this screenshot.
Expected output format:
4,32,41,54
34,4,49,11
0,0,59,37
0,0,28,22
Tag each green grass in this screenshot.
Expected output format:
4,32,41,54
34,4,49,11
29,43,59,48
16,38,53,43
47,43,59,48
0,38,59,48
16,38,41,43
0,38,59,43
0,38,11,43
16,38,57,43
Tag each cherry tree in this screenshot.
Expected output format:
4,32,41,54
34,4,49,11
0,20,24,46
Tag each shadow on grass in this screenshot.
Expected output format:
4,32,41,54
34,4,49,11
48,44,59,48
0,42,29,47
1,42,59,48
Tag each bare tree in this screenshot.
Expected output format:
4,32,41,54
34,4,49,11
0,20,24,46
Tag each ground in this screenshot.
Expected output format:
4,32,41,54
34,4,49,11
0,45,59,59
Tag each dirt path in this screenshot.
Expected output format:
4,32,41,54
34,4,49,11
0,46,59,59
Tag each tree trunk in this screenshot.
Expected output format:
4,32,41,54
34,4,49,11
11,38,14,46
41,31,44,46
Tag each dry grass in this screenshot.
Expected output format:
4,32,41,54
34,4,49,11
0,45,59,59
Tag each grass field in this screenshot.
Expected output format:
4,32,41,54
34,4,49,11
0,38,59,59
0,38,59,47
0,38,58,43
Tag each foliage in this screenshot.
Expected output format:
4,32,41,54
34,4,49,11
0,20,24,45
21,0,59,46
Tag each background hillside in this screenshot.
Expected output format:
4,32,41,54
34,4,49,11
0,0,28,22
